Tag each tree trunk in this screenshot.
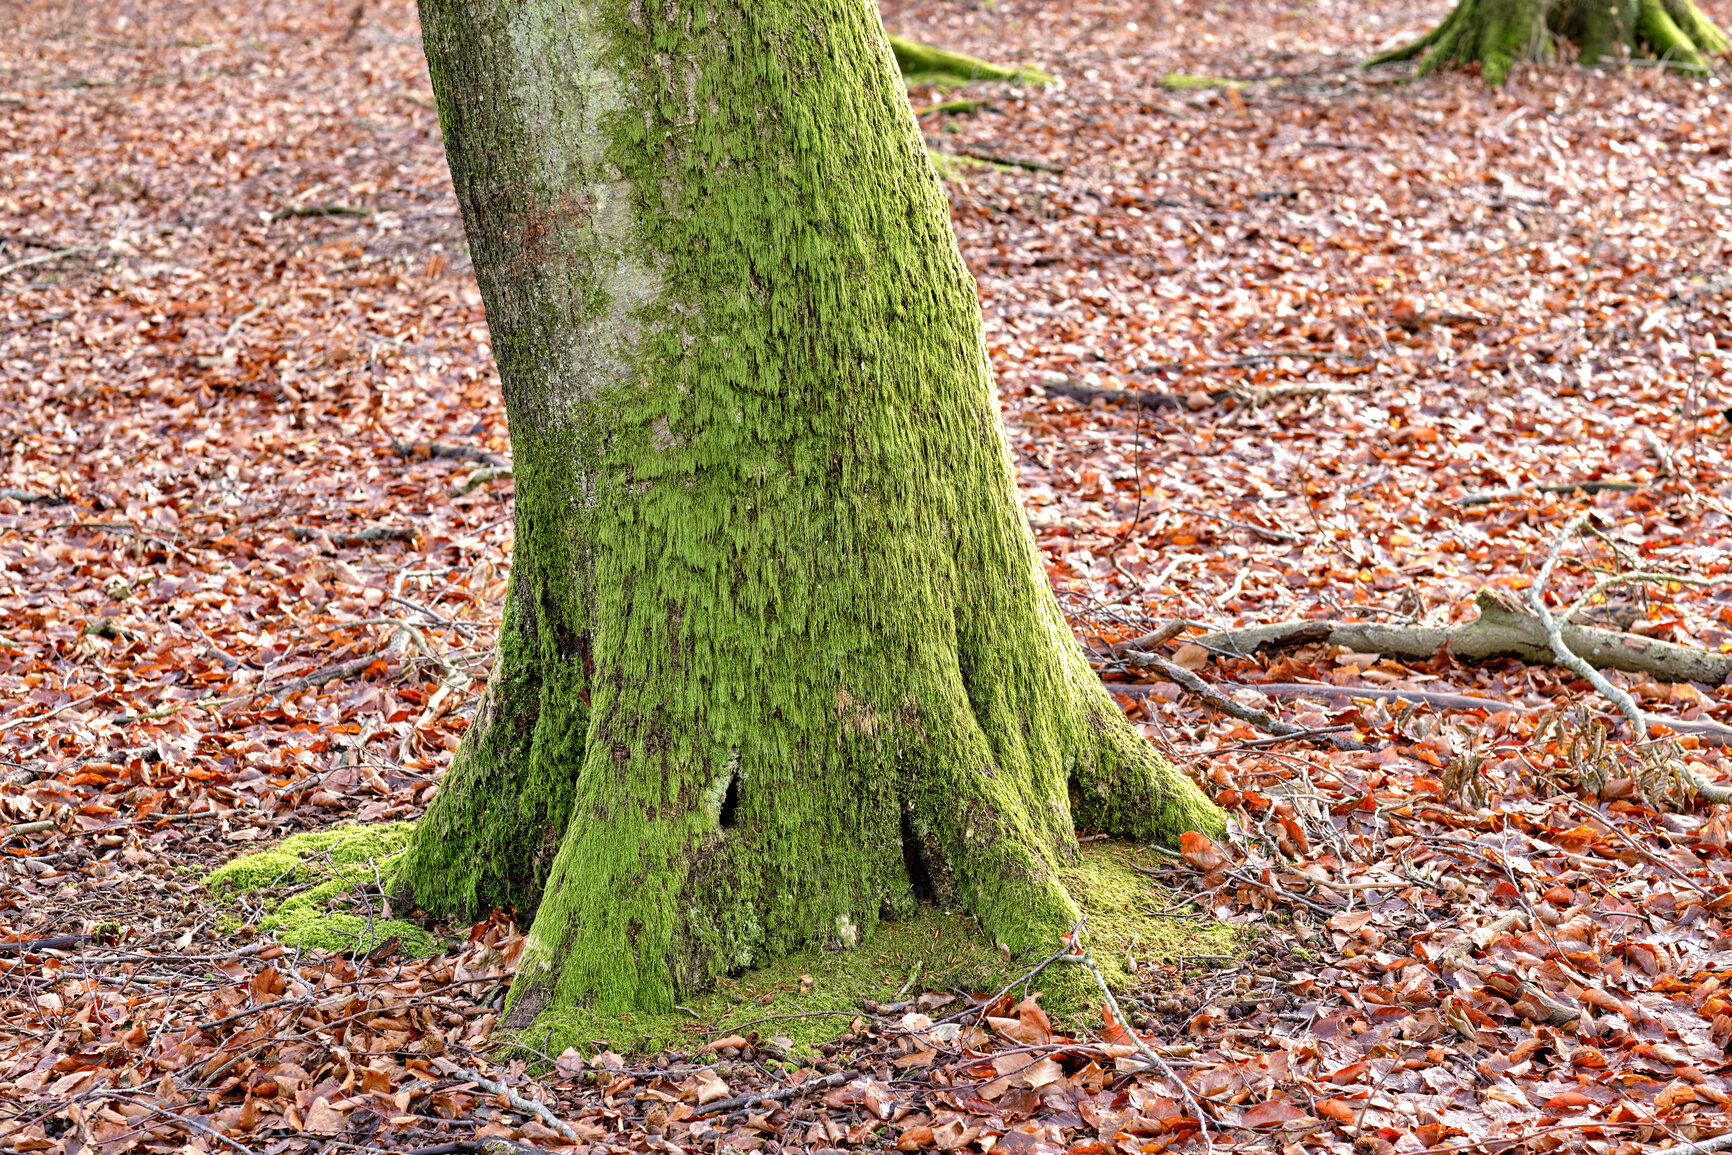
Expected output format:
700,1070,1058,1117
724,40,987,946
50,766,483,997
1369,0,1729,82
397,0,1223,1026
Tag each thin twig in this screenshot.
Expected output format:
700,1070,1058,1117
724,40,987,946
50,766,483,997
0,242,99,279
1058,944,1217,1155
1125,654,1370,751
693,1070,853,1119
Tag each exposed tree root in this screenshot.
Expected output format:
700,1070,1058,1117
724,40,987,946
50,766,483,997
1367,0,1730,83
888,34,1052,86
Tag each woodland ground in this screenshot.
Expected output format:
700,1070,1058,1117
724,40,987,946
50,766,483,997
4,0,1732,1152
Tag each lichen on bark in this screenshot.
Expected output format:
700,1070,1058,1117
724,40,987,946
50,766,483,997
395,0,1223,1028
1369,0,1729,82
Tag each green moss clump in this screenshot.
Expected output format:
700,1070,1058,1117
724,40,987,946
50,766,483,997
513,841,1241,1061
205,822,439,957
890,34,1053,87
1161,73,1245,89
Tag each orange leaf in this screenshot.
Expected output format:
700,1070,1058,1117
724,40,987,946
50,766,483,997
1179,831,1224,872
1243,1100,1310,1128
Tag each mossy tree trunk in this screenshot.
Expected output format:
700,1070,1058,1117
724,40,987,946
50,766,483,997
397,0,1223,1029
1369,0,1729,82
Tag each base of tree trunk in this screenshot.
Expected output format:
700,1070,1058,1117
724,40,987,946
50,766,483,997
396,0,1224,1029
456,841,1233,1058
1368,0,1730,82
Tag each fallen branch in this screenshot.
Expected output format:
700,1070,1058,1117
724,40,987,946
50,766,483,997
0,487,69,505
1043,378,1229,411
450,466,512,497
1456,480,1644,506
389,437,510,469
290,524,419,547
1191,586,1732,686
447,1065,578,1141
270,203,373,220
0,934,89,953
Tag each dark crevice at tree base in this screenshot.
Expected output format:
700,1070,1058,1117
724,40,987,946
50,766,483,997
900,806,937,904
1366,0,1730,82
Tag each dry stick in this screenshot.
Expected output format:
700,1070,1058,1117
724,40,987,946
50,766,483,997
1454,480,1644,506
953,925,1090,1032
289,524,419,546
1171,506,1303,543
0,242,99,278
1527,513,1732,804
1091,619,1190,659
1056,949,1216,1155
0,934,89,954
1124,653,1371,752
107,1093,255,1155
450,1065,579,1141
0,685,107,733
1656,1128,1732,1155
388,438,511,469
1105,681,1732,747
3,818,59,839
693,1069,854,1119
403,1140,549,1155
450,466,512,497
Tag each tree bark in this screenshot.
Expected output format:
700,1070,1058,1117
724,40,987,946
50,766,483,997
1369,0,1729,82
398,0,1222,1026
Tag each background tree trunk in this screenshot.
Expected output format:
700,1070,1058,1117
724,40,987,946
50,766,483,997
396,0,1222,1027
1369,0,1729,82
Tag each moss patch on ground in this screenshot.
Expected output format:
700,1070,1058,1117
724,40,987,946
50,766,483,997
205,822,439,957
520,840,1242,1061
1161,72,1246,89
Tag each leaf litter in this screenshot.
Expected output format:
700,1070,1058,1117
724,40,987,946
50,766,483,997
4,0,1732,1151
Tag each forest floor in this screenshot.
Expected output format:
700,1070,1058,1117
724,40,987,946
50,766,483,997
4,0,1732,1152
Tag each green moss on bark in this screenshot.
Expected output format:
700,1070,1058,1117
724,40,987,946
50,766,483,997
1368,0,1729,81
404,0,1224,1025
